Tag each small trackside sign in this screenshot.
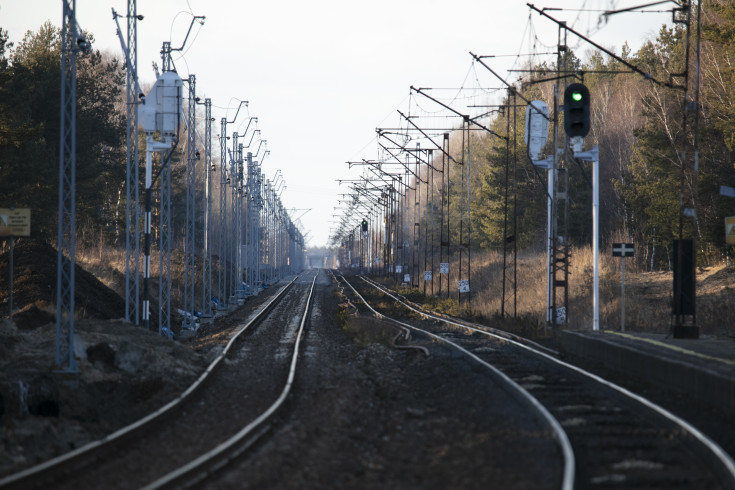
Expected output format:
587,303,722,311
726,217,735,245
0,208,31,237
612,243,634,257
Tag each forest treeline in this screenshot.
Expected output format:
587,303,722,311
0,23,126,241
416,1,735,271
0,22,193,248
3,3,735,270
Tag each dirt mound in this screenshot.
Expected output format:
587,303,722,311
0,317,208,477
0,239,125,330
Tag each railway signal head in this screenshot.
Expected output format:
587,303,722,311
564,83,591,138
361,219,368,232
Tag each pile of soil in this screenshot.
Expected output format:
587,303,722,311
0,238,210,478
0,317,209,476
0,239,125,330
0,272,283,479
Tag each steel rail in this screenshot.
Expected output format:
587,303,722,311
0,275,301,489
143,273,318,489
357,274,735,488
362,275,558,356
328,271,429,356
335,273,575,490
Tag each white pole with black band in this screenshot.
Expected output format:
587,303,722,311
574,146,599,330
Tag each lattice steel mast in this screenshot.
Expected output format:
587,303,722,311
201,98,213,320
182,74,197,330
56,0,88,372
124,0,140,325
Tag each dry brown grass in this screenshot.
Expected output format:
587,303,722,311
75,243,225,314
407,246,735,337
76,245,127,293
74,241,735,338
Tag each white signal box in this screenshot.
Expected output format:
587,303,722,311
139,71,183,137
525,100,550,161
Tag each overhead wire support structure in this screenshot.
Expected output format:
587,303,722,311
200,98,214,322
243,136,266,298
56,0,89,372
141,13,202,336
217,101,249,312
393,112,454,298
409,87,508,306
382,118,452,299
476,23,568,326
159,14,203,336
527,1,698,333
122,1,141,326
470,52,552,319
182,74,197,331
112,7,160,333
526,3,681,90
227,139,240,304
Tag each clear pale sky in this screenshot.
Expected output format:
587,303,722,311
2,1,672,247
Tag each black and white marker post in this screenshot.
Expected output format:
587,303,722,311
612,243,635,332
139,72,182,332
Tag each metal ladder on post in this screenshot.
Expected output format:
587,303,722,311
552,166,570,326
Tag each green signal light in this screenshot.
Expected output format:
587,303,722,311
571,92,583,102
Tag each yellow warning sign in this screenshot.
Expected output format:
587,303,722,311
726,216,735,245
0,208,31,237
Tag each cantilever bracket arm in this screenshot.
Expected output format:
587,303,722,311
237,117,259,140
171,15,205,52
227,100,249,124
526,3,681,90
469,52,551,122
378,131,431,181
376,141,421,188
243,129,261,149
112,9,144,101
397,110,454,167
410,86,507,141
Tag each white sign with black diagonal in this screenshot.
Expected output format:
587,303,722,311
612,243,634,257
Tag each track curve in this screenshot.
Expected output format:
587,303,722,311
347,273,735,489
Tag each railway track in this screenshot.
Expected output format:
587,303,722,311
0,272,318,490
342,273,735,490
5,269,733,488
